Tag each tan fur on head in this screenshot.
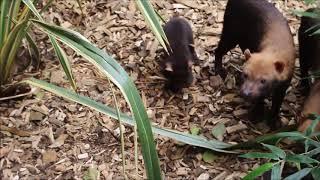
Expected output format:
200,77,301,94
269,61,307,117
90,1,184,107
244,49,251,60
244,18,296,82
243,50,291,82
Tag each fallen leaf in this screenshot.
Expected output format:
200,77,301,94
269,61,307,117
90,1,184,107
0,146,11,158
78,153,89,159
211,123,226,141
49,134,68,148
29,111,45,121
226,123,248,134
42,150,58,164
84,165,100,180
202,151,217,164
190,126,201,135
197,173,210,180
0,125,32,137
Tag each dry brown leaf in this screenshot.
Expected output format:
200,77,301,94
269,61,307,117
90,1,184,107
42,150,58,164
0,125,32,137
49,134,68,148
0,146,11,158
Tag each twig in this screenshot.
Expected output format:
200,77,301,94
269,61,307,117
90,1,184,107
0,87,38,101
107,79,127,180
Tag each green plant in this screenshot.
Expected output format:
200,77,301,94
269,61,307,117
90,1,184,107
0,0,76,94
21,0,163,178
293,0,320,35
20,0,237,179
240,118,320,180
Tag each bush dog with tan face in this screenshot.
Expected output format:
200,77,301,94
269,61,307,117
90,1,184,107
298,80,320,133
298,8,320,95
161,17,199,93
215,0,295,128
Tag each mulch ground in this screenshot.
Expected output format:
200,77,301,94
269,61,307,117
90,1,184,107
0,0,311,179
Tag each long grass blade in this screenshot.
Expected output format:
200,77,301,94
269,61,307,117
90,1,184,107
22,0,77,90
12,0,22,19
25,32,40,70
28,20,162,179
108,78,127,178
0,0,10,48
3,23,28,81
24,78,237,154
0,20,28,84
135,0,169,53
7,0,18,41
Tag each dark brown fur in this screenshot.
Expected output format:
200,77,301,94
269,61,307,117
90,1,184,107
215,0,295,129
161,17,198,92
298,8,320,95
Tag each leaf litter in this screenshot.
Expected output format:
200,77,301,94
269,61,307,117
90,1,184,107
0,0,309,179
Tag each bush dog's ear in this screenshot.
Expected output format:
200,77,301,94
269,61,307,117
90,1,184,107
165,62,173,72
274,61,285,74
244,49,251,60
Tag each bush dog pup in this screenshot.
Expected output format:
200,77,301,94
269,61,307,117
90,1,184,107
298,80,320,133
161,17,199,92
298,8,320,95
214,0,295,128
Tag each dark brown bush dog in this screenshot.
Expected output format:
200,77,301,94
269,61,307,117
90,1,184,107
161,17,199,93
214,0,295,129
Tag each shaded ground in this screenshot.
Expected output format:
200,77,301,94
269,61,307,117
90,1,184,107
0,0,309,179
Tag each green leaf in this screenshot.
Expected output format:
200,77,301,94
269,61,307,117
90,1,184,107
283,168,312,180
11,0,22,21
239,152,279,160
22,0,77,90
202,151,217,163
256,132,307,143
25,32,40,69
24,18,161,178
271,163,281,180
135,0,169,53
312,167,320,180
305,116,320,136
285,154,319,164
304,0,318,5
83,165,99,180
190,125,200,135
305,147,320,157
305,138,320,152
262,144,286,159
293,10,320,18
24,78,237,154
0,0,10,47
243,163,274,180
305,24,320,35
211,123,226,140
312,28,320,35
0,19,28,84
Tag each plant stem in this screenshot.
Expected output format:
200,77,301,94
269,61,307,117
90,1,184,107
108,79,127,179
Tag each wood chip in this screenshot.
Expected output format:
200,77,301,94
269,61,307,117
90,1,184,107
226,123,248,134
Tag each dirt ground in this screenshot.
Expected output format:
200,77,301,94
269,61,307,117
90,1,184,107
0,0,311,179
